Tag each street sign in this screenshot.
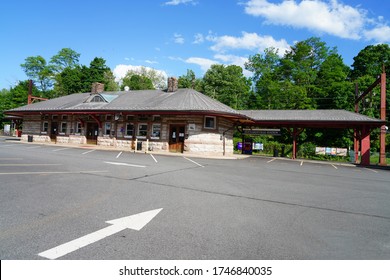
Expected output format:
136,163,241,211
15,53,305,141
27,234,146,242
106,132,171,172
243,128,281,136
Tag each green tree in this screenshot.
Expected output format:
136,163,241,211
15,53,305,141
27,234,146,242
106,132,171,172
245,47,281,109
121,74,154,90
202,64,252,109
315,53,353,110
50,48,80,73
350,44,390,79
20,56,54,93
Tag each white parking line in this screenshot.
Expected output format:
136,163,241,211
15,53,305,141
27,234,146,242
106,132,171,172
364,168,378,173
0,170,108,175
104,161,146,168
150,154,158,163
52,148,71,152
116,151,123,158
25,146,41,149
331,164,338,169
267,158,276,163
82,149,96,155
183,157,204,167
300,161,304,166
0,163,62,167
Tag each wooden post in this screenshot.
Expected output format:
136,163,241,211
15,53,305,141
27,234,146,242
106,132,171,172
360,126,371,166
379,70,386,166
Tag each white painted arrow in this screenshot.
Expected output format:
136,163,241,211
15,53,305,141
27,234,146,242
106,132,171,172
38,208,163,260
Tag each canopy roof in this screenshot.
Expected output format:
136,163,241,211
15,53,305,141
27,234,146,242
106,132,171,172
239,109,384,128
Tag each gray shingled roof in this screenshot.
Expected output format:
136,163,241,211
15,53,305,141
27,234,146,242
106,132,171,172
7,89,241,117
239,109,383,127
6,90,384,128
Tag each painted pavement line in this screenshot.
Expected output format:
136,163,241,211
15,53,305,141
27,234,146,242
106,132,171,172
25,146,42,149
183,156,204,167
82,149,96,155
104,161,146,168
0,163,62,167
38,208,163,260
116,151,123,158
331,164,338,169
267,158,276,163
300,161,304,166
0,158,23,160
364,168,378,173
0,170,108,175
52,148,71,152
150,154,158,163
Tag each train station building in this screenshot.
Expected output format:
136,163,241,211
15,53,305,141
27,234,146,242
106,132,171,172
5,79,385,165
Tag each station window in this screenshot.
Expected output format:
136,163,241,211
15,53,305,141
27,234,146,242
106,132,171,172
126,123,134,137
42,122,49,133
75,122,82,134
151,124,161,139
104,122,111,135
60,122,67,134
137,123,148,138
204,116,216,129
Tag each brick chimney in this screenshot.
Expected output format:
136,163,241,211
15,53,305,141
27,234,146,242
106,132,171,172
167,77,178,92
91,82,105,94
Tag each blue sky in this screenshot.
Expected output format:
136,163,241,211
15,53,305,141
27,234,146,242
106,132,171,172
0,0,389,89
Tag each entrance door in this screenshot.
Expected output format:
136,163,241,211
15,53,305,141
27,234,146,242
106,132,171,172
86,123,99,144
50,122,58,140
169,125,185,153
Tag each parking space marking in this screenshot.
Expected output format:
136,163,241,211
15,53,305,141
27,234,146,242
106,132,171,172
300,161,304,166
52,148,71,152
183,156,204,167
104,161,146,168
331,164,338,169
267,158,276,163
0,170,108,175
116,151,123,158
364,168,378,173
25,146,42,149
82,149,96,155
150,154,158,163
0,144,18,147
0,163,62,167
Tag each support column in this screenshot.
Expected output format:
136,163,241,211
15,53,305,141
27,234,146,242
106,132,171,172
379,71,386,166
360,126,371,166
290,127,304,160
292,128,297,160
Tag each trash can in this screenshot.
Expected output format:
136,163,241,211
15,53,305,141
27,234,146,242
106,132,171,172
137,141,142,151
28,135,33,142
273,148,279,157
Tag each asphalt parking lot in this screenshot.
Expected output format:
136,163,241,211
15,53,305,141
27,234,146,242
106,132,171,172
1,138,390,260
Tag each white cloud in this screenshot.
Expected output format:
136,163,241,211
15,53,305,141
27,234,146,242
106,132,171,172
210,31,290,54
145,60,158,64
244,0,365,39
364,25,390,43
185,57,219,72
164,0,197,6
173,33,185,44
193,33,204,44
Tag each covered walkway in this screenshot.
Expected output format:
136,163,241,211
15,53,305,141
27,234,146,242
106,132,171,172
239,109,385,166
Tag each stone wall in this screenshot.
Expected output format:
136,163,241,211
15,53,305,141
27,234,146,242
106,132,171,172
19,113,235,156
